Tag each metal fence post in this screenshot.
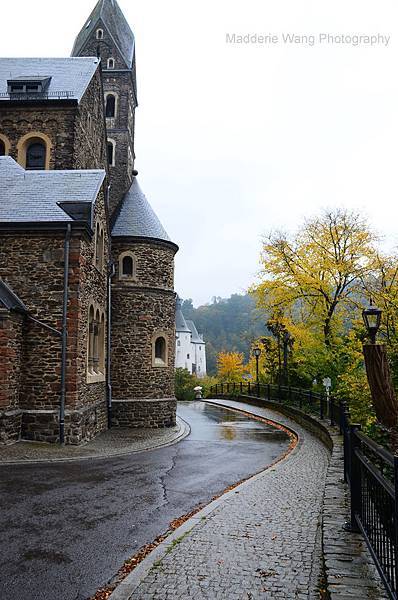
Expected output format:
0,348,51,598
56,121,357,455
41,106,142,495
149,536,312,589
267,384,270,400
221,383,224,395
240,381,243,394
339,401,345,435
349,424,362,532
330,396,335,427
299,390,303,410
394,456,398,593
248,381,251,395
320,394,324,420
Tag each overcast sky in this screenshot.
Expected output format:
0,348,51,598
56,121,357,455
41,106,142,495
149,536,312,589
2,0,398,306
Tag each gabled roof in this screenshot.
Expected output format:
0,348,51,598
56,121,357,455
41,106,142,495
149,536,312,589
0,279,28,314
0,57,100,103
72,0,135,68
176,298,191,334
186,320,205,344
0,157,105,224
112,178,173,244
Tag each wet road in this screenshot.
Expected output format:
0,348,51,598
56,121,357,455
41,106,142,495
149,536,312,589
0,401,290,600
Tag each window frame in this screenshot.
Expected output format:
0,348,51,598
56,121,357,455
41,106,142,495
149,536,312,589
118,250,136,280
96,28,104,40
94,222,105,273
17,132,52,170
152,332,169,367
26,140,46,170
107,138,116,167
87,302,106,383
105,93,117,119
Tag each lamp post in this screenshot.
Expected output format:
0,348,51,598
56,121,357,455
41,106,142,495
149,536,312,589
253,347,261,396
362,299,382,344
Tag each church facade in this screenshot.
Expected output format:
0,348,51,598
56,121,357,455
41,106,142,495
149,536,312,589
0,0,178,445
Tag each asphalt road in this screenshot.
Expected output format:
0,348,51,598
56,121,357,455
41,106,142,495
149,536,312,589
0,401,290,600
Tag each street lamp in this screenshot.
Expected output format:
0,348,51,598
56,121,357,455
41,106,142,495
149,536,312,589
253,347,261,395
362,300,382,344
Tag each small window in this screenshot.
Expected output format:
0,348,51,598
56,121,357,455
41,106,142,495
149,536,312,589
107,141,115,166
107,58,115,69
0,141,5,156
87,305,105,380
187,354,190,359
96,29,103,40
155,337,166,363
26,141,46,170
105,94,116,118
177,340,181,346
95,223,104,271
122,255,133,276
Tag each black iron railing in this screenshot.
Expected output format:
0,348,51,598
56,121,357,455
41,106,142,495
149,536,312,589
0,91,74,100
209,381,398,600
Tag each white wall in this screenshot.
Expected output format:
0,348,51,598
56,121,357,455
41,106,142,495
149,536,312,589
175,331,193,372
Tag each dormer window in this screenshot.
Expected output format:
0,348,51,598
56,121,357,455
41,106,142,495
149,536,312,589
107,58,115,69
7,77,51,95
96,29,104,40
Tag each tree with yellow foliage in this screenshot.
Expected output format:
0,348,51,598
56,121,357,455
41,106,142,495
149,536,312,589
217,351,246,382
252,209,378,348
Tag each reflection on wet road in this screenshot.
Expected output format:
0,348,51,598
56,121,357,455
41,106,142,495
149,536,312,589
0,401,290,600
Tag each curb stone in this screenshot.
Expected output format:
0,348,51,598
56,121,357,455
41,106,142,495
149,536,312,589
0,416,190,465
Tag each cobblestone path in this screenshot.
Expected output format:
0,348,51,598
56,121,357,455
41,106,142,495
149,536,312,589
129,400,330,599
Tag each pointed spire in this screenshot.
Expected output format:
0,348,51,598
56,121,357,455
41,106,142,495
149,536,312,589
72,0,135,68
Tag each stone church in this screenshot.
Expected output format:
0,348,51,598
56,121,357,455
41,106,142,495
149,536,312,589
0,0,178,445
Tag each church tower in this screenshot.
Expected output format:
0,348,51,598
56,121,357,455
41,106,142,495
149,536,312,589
73,0,179,429
72,0,137,216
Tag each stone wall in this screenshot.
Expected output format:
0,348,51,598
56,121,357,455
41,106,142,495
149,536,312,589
0,310,23,443
0,185,109,443
72,21,137,216
112,399,177,429
74,67,108,170
0,64,107,173
111,240,176,401
0,104,76,169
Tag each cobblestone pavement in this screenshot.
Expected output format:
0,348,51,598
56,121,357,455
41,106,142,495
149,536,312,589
128,399,330,600
0,416,188,464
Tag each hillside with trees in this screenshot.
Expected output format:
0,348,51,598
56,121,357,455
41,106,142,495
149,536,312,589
181,294,265,374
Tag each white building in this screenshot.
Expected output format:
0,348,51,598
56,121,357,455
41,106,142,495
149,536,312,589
175,298,207,377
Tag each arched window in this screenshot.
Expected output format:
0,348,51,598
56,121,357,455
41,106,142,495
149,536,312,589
105,94,116,118
87,304,106,381
0,141,5,156
88,305,95,374
107,140,115,166
94,223,104,271
96,29,103,40
26,141,46,170
155,337,166,363
107,58,115,69
122,255,133,276
119,251,136,280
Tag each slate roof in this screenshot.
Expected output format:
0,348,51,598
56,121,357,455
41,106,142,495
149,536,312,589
72,0,135,68
186,320,204,344
176,298,191,334
112,178,172,243
0,279,28,314
0,157,105,224
0,57,100,102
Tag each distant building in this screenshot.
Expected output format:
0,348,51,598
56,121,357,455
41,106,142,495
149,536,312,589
175,299,206,377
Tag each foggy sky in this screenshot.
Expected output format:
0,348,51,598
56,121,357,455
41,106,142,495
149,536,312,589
2,0,398,306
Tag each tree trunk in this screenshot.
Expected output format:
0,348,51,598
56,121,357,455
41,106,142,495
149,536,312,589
363,344,398,429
